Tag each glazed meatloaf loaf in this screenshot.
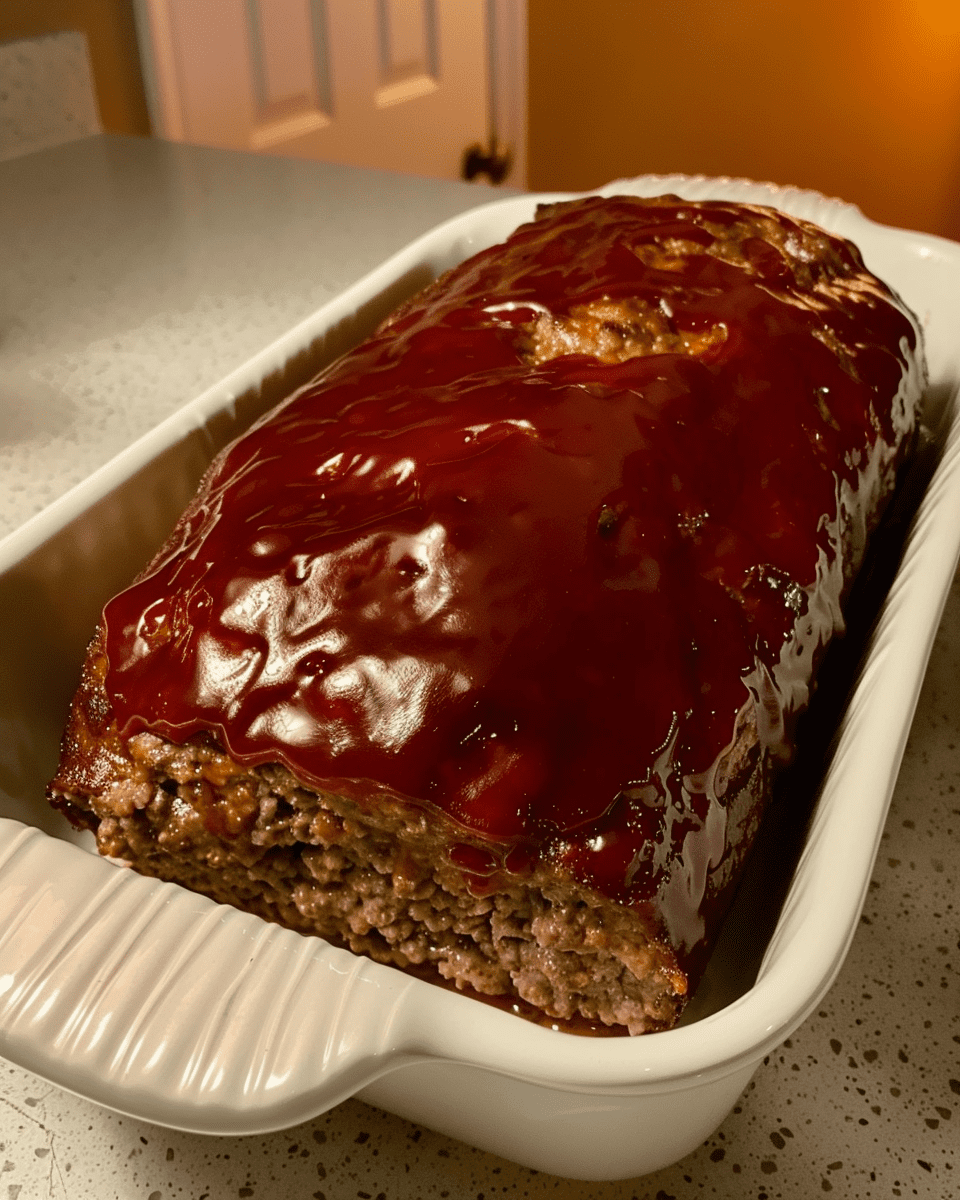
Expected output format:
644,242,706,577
48,194,925,1035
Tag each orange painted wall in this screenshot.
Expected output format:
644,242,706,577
0,0,150,137
527,0,960,239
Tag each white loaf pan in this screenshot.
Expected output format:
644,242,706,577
1,176,959,1182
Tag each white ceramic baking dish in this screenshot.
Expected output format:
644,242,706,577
2,176,959,1182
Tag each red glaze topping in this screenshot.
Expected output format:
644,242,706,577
102,196,920,954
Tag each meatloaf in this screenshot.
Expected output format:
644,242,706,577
48,194,925,1034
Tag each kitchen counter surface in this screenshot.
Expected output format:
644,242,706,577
0,135,956,1199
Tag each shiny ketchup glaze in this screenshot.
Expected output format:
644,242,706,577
102,196,919,952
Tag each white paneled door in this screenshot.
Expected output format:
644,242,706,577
135,0,525,185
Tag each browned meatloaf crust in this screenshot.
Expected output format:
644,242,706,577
48,194,925,1035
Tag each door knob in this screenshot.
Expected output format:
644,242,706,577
462,140,511,185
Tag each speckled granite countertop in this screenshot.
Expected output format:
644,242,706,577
0,136,957,1199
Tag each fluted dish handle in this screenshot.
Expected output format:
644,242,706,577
0,819,421,1133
